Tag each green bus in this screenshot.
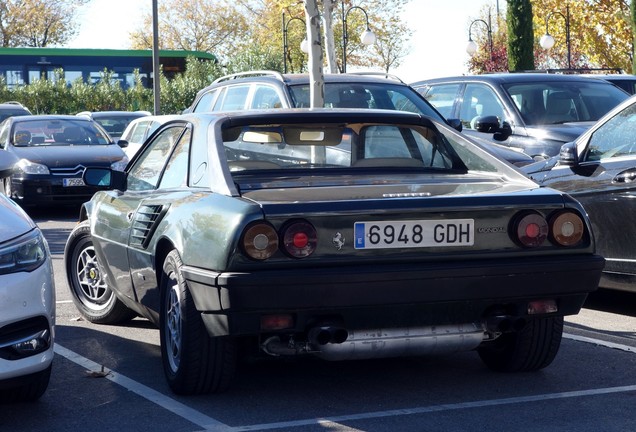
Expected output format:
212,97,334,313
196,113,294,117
0,47,215,89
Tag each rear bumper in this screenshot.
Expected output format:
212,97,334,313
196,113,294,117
183,254,604,337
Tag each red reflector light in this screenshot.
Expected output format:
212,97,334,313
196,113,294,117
282,220,317,258
528,299,558,315
293,232,309,248
260,314,294,330
514,212,548,248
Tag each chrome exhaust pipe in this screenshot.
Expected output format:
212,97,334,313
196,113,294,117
308,326,349,345
313,324,487,361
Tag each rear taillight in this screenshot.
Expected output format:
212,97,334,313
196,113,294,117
281,220,317,258
549,211,584,246
511,210,586,248
241,222,279,260
513,212,548,248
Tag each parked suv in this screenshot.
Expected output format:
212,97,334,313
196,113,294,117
183,71,533,166
411,73,629,160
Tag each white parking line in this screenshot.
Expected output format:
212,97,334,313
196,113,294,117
563,332,636,354
54,344,232,432
54,334,636,432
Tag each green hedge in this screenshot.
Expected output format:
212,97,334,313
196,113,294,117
0,57,225,115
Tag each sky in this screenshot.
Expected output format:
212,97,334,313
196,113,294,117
67,0,491,84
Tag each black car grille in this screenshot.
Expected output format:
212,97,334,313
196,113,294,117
49,165,85,176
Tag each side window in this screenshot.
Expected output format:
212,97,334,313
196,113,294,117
159,128,191,189
585,103,636,161
130,121,149,143
422,84,460,118
459,84,505,129
387,91,418,114
127,125,185,191
217,85,250,111
250,85,283,109
193,89,219,113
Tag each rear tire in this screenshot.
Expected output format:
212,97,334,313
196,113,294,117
160,250,236,395
478,316,563,372
64,221,136,324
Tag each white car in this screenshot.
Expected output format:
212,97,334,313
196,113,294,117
118,115,181,159
0,151,55,402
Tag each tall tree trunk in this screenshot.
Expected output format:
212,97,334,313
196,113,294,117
323,0,338,73
304,0,324,108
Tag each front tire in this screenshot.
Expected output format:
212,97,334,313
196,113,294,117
478,316,563,372
160,250,236,395
64,221,136,324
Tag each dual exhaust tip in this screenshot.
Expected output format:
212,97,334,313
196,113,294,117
309,326,349,345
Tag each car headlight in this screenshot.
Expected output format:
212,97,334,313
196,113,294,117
0,229,48,274
16,158,50,175
111,156,129,172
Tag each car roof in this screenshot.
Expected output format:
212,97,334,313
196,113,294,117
12,114,94,122
178,108,426,127
76,110,151,117
196,71,408,94
410,73,619,86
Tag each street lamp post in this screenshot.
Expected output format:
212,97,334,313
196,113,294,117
282,13,308,74
466,12,493,60
341,3,376,73
539,4,572,69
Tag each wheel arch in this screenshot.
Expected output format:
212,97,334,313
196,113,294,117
155,237,177,287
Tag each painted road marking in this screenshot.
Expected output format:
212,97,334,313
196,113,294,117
55,333,636,432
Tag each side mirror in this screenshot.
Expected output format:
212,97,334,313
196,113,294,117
117,139,129,148
493,121,512,141
446,118,463,132
0,150,18,179
83,167,127,190
558,141,578,166
473,115,500,133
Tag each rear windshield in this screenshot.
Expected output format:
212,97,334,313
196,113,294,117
0,108,30,123
222,121,509,175
288,83,445,121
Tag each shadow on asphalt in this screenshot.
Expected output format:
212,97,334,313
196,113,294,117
584,288,636,317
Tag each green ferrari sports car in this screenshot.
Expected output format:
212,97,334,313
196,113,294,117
64,109,604,395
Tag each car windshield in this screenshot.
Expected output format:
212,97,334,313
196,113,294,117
288,83,444,121
223,120,515,176
92,114,144,138
504,80,629,126
12,119,111,146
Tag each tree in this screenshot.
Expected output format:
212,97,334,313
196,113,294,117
134,0,412,74
0,0,87,47
507,0,534,71
632,0,636,73
533,0,631,71
466,7,509,74
129,0,251,61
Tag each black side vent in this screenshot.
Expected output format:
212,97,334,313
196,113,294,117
130,205,166,249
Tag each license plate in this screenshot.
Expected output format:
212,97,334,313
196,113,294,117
354,219,474,249
63,178,85,187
